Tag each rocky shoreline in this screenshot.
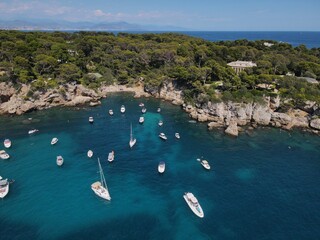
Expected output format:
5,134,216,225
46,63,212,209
0,81,319,136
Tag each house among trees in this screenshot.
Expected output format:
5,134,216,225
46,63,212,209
227,61,257,74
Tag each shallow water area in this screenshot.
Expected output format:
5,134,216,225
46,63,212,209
0,93,320,240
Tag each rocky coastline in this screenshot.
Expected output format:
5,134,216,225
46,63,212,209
0,81,319,136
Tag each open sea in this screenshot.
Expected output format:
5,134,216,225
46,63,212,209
0,93,320,239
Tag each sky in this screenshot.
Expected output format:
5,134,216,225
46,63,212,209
0,0,320,31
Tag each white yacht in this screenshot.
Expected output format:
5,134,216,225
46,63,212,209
159,133,167,140
175,133,180,139
51,137,58,145
158,120,163,127
4,139,11,148
89,116,94,123
139,102,144,107
141,107,147,114
200,159,211,170
120,105,126,113
183,192,204,218
0,177,9,199
157,107,161,113
91,158,111,201
158,161,165,173
129,124,137,148
139,116,144,124
0,150,10,160
109,109,114,116
87,150,93,158
28,129,39,135
56,155,64,166
108,151,115,162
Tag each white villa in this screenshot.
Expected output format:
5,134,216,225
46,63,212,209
227,61,257,74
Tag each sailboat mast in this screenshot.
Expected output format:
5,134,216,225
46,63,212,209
98,158,108,189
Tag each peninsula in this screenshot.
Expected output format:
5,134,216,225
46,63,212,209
0,31,319,135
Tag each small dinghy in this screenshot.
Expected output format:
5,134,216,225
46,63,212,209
158,161,165,173
56,155,64,166
51,137,58,145
109,109,114,115
87,150,93,158
89,117,94,123
3,139,11,148
108,151,115,162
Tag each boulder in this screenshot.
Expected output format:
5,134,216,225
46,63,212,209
225,120,238,137
310,118,320,130
271,112,292,126
252,105,271,125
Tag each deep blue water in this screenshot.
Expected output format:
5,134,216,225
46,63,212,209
182,31,320,49
1,93,320,240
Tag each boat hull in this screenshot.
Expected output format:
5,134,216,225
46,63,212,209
158,162,165,173
129,139,137,148
91,182,111,200
183,193,204,218
0,181,9,199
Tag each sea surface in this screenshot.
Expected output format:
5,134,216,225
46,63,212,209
0,93,320,240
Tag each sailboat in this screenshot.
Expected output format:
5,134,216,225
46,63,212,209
129,123,137,148
91,158,111,201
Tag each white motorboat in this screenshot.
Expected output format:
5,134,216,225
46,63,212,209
141,107,147,114
0,150,10,160
56,155,64,166
4,139,11,148
109,109,114,116
120,105,126,113
158,161,165,173
89,116,94,123
157,107,161,113
87,150,93,158
159,133,167,140
51,137,58,145
175,133,180,139
0,177,9,199
28,129,39,135
139,116,144,124
129,124,137,148
158,120,163,127
139,102,144,107
183,192,204,218
108,151,115,162
91,158,111,201
200,159,211,170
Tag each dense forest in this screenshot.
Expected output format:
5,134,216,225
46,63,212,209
0,30,320,105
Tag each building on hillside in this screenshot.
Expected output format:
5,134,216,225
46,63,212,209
227,61,257,74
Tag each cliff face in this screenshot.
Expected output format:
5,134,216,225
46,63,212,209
149,81,320,136
1,81,319,136
0,83,101,115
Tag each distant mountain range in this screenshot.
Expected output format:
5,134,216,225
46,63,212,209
0,19,188,31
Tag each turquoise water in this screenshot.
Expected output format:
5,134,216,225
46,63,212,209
1,93,320,240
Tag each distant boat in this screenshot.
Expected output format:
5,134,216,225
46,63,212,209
51,137,58,145
3,139,11,148
158,120,163,127
28,129,39,135
159,133,167,140
157,107,161,113
89,116,94,123
188,120,197,123
139,116,144,124
183,192,204,218
87,150,93,158
141,107,147,114
0,177,9,199
139,103,144,107
158,161,165,173
120,105,126,113
109,109,114,116
129,124,137,148
108,151,115,162
200,159,211,170
91,158,111,201
175,133,180,139
56,155,64,166
0,150,10,160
